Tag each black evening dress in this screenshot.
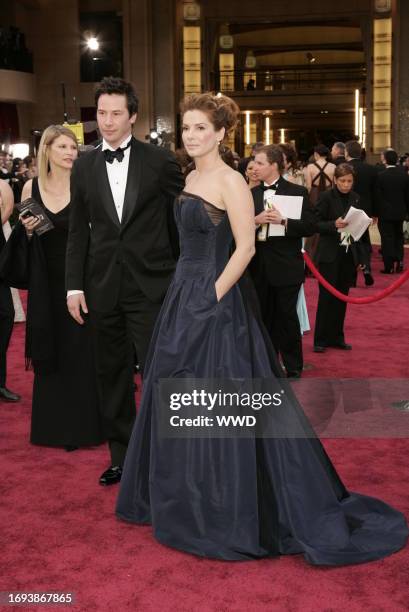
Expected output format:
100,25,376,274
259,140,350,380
116,192,408,565
30,178,104,448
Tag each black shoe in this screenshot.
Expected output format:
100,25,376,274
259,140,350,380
287,370,302,379
0,387,21,402
331,342,352,350
364,271,374,286
99,465,122,486
64,445,79,452
395,261,404,273
380,268,394,274
313,345,326,353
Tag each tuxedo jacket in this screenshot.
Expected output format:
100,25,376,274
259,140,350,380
66,137,184,311
375,166,409,221
347,158,378,216
249,177,316,287
314,188,360,264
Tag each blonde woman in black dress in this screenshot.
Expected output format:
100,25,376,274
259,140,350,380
21,125,103,451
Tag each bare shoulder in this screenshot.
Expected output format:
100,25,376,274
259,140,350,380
220,166,247,191
219,167,252,213
0,178,13,199
21,178,33,199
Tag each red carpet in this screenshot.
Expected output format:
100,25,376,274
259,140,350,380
1,248,408,611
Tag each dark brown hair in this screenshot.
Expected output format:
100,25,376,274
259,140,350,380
95,76,139,116
278,143,298,168
384,149,398,165
220,145,236,169
345,140,362,159
334,162,355,179
314,144,330,158
258,145,285,171
180,92,239,138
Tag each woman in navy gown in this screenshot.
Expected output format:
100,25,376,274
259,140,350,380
116,93,408,565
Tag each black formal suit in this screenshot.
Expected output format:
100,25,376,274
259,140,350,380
314,188,358,348
249,177,315,376
333,155,346,166
347,158,378,274
66,137,184,465
0,226,14,388
375,166,409,270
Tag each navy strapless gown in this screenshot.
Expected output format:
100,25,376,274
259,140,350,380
116,192,408,565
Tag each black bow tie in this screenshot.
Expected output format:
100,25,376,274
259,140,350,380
261,182,279,192
103,141,131,164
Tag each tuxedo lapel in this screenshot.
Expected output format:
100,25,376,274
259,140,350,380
94,148,121,228
121,138,142,229
275,176,289,195
252,186,265,215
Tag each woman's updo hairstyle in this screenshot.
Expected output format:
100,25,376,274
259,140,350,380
180,92,239,140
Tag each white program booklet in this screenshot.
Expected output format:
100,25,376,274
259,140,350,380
264,193,303,237
337,206,371,241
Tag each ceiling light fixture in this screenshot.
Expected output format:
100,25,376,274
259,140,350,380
86,37,99,51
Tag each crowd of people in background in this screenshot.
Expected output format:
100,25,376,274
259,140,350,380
175,136,409,372
1,118,409,445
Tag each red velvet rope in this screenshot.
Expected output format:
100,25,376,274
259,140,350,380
302,249,409,304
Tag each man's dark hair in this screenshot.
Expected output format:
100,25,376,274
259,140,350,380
251,142,265,154
94,76,139,116
345,140,362,159
259,145,285,171
384,149,398,165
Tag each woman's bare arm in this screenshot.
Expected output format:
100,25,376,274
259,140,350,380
215,170,255,301
0,179,14,225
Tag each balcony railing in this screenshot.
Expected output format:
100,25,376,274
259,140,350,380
212,67,365,94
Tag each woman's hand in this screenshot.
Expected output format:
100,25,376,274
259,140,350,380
335,217,348,229
19,213,41,237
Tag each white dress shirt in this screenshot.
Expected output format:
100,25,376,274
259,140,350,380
102,134,132,223
67,133,132,298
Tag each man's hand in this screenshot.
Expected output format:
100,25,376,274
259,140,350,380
267,209,284,225
255,207,283,225
67,293,88,325
335,217,348,229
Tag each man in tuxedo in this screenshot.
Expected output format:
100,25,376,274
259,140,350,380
331,142,346,166
345,140,378,285
0,179,20,402
375,149,409,273
66,77,184,485
249,145,316,379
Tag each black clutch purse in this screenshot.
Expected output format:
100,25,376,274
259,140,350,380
16,197,54,236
